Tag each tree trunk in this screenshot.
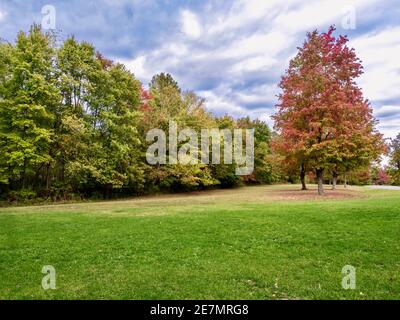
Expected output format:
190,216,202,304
21,158,27,190
332,173,338,190
300,163,307,190
344,174,348,188
45,163,51,190
316,169,325,195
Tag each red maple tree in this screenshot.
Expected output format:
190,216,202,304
273,26,385,195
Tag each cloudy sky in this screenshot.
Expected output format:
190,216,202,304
0,0,399,139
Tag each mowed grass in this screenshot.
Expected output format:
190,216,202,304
0,185,399,300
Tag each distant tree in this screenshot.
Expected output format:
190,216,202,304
273,26,385,195
237,117,273,184
211,115,240,188
347,166,372,186
372,166,391,185
388,133,400,185
150,73,181,93
389,134,400,170
144,74,219,191
271,134,309,190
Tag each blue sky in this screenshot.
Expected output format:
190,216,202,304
0,0,399,139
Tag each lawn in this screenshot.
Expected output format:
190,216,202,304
0,185,399,300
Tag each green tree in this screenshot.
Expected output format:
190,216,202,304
89,62,144,195
389,133,400,185
0,25,60,191
54,37,100,195
150,72,181,93
59,42,144,197
1,25,287,202
143,73,218,191
237,117,273,184
210,115,241,188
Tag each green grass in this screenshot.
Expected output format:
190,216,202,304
0,185,399,300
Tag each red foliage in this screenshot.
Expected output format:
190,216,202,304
96,52,114,70
139,86,153,113
373,168,391,185
273,26,385,175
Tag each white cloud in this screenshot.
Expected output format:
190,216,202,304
197,83,277,127
181,10,202,39
117,0,399,140
207,0,283,35
0,10,6,21
350,27,400,103
231,55,276,74
373,105,400,139
199,90,244,115
377,122,400,140
122,55,151,82
219,31,290,60
272,0,377,33
374,105,400,118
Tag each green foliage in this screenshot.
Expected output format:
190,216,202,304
143,74,221,191
237,117,275,184
7,189,37,202
388,133,400,185
390,171,400,186
150,72,181,93
0,26,275,201
0,25,60,189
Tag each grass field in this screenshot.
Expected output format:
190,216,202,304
0,184,399,300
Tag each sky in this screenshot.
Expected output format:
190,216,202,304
0,0,399,140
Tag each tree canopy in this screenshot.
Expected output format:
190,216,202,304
388,133,400,185
273,26,385,195
0,25,276,202
0,25,389,202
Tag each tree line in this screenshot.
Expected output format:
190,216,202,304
0,25,394,203
0,25,277,202
383,134,400,186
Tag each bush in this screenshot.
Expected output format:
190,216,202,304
8,189,37,202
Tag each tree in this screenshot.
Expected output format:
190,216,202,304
52,36,100,194
347,165,372,186
271,133,309,190
237,117,274,184
0,40,14,185
149,72,181,93
372,166,391,185
0,25,60,191
390,133,400,170
1,25,282,202
85,62,144,196
389,133,400,185
327,129,385,190
273,26,384,195
142,73,219,192
209,115,240,188
58,39,144,197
